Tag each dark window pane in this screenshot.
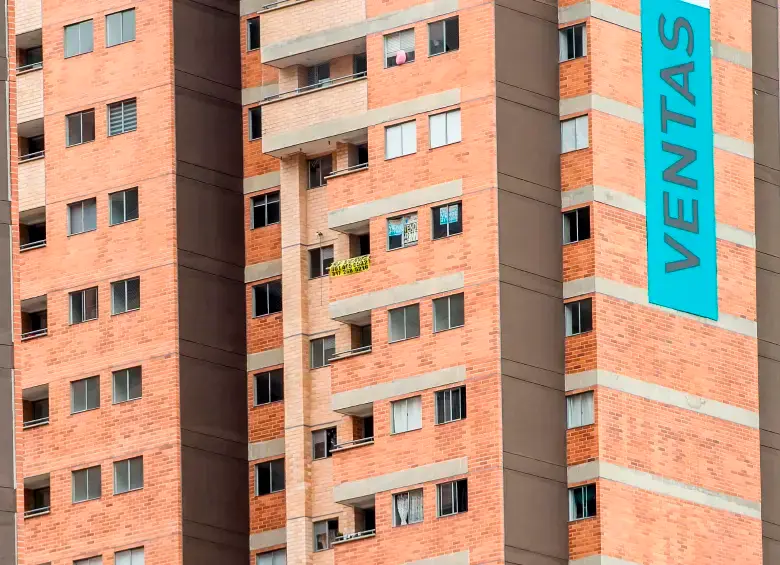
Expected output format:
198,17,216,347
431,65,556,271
450,294,464,327
71,291,84,323
128,367,142,400
115,461,129,493
257,463,270,494
249,107,262,140
574,25,584,58
323,335,335,365
266,195,280,225
580,298,593,333
271,460,285,491
73,470,87,502
126,278,140,310
313,432,326,459
309,248,321,278
434,297,449,332
88,466,101,498
451,388,461,421
577,207,590,240
247,17,260,50
86,377,99,409
270,369,284,402
435,391,445,424
256,373,270,405
585,484,596,517
429,21,444,55
254,285,269,317
448,203,462,235
82,111,95,143
353,53,367,75
445,18,459,51
66,114,82,146
566,27,576,60
456,479,468,512
439,483,454,515
114,370,128,402
72,380,85,413
268,281,282,313
573,486,584,519
128,457,143,490
125,188,139,221
406,305,420,338
432,206,448,239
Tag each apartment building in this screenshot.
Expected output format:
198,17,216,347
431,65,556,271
4,0,780,564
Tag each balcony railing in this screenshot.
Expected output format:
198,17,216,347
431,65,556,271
330,345,372,361
20,239,46,252
22,416,49,429
331,436,374,452
23,506,50,518
332,529,376,545
18,61,42,74
20,150,44,163
326,162,368,180
263,72,366,104
21,328,47,341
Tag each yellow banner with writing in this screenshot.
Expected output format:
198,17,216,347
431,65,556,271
329,255,370,277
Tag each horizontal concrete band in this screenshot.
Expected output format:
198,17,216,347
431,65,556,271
559,94,755,160
263,88,461,154
261,0,458,63
248,437,285,461
242,83,280,106
405,552,470,565
566,369,759,429
563,276,757,338
568,460,762,519
329,179,463,232
563,184,756,249
247,347,284,372
333,457,467,503
332,365,466,412
570,556,642,565
329,272,464,320
244,171,281,195
558,0,752,70
249,527,286,551
246,259,283,283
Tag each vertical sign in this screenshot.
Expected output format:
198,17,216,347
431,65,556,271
641,0,718,320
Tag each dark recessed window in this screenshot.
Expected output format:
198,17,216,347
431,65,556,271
251,191,280,228
253,280,282,317
310,335,336,369
247,17,260,51
563,207,591,244
68,198,97,235
71,376,99,414
437,479,467,517
559,24,586,62
388,304,420,342
565,298,592,336
72,466,101,503
66,109,95,147
312,427,337,460
249,106,262,140
568,483,596,520
113,366,142,404
308,155,333,188
432,202,462,239
111,277,140,315
109,188,139,226
429,17,459,56
70,287,98,324
256,459,285,495
309,246,334,278
435,386,466,424
254,369,283,405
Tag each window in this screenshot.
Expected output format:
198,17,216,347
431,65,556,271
109,188,139,226
433,293,464,333
310,335,336,369
353,53,367,75
392,489,423,526
567,391,594,428
312,427,337,460
106,9,136,47
437,479,467,517
115,548,144,565
112,277,140,315
565,298,592,336
309,246,334,278
71,376,100,413
306,63,330,87
113,367,142,404
384,29,415,67
253,280,282,317
249,106,262,140
385,121,416,159
388,304,420,342
251,191,280,228
308,155,333,188
568,484,596,520
247,17,260,51
429,17,459,56
257,550,286,565
70,287,98,324
72,466,101,503
64,20,93,58
391,395,422,433
432,202,462,239
559,24,586,62
108,99,137,136
74,558,102,565
66,109,95,147
387,213,418,250
254,369,283,405
20,46,42,68
114,456,143,494
563,207,590,244
68,198,97,235
255,459,285,495
435,386,466,424
561,115,589,153
313,518,338,551
430,109,461,148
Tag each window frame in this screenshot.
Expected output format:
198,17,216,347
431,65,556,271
109,188,139,226
390,395,422,434
565,298,593,337
435,386,466,425
72,465,101,503
437,478,468,517
251,191,280,229
106,8,136,48
111,277,141,315
256,549,286,565
561,115,589,153
392,488,424,526
310,335,336,369
566,391,594,429
428,16,459,56
247,16,261,51
253,279,282,317
384,28,416,68
307,154,333,188
429,108,461,149
69,287,99,325
313,518,339,552
385,120,417,159
74,557,103,565
65,109,96,147
388,303,420,343
432,293,465,333
68,198,97,235
113,456,144,495
312,427,337,460
559,23,587,62
107,98,138,137
112,366,142,404
568,483,597,521
563,206,591,244
71,376,100,414
254,368,284,406
115,547,145,565
249,106,262,140
309,246,334,278
255,458,285,495
431,202,462,239
64,20,94,58
387,212,418,250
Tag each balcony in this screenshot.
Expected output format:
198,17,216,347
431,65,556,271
17,36,43,124
20,207,46,251
22,384,49,429
262,74,367,157
21,295,47,341
23,474,50,518
331,322,372,360
19,133,45,212
333,529,376,545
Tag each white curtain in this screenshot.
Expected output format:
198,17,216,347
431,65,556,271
409,490,423,523
407,397,422,430
396,492,410,525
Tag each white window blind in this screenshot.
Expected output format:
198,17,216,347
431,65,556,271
391,396,422,433
567,391,594,428
430,109,461,148
115,548,144,565
257,550,286,565
108,99,137,136
385,121,416,159
561,116,588,153
384,29,415,66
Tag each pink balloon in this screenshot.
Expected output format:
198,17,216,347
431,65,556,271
395,50,407,65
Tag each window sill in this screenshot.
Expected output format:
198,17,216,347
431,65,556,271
429,139,462,151
307,184,326,190
73,496,101,505
390,427,422,436
565,329,593,338
247,47,261,53
113,396,142,406
434,417,465,426
563,238,591,246
252,311,282,319
109,217,140,228
249,136,262,142
113,486,144,497
256,488,285,497
433,323,464,334
111,307,141,317
561,146,590,155
71,406,100,416
384,151,417,162
384,60,416,70
567,423,595,431
66,139,95,149
392,519,423,528
17,63,43,75
310,364,332,371
70,317,98,326
253,399,284,408
387,243,418,252
250,221,281,230
331,437,374,452
428,49,459,58
560,55,588,64
325,163,368,180
64,50,93,60
432,231,462,242
23,508,50,519
389,335,420,345
68,227,97,237
22,419,49,430
568,515,597,523
108,129,137,138
107,39,136,48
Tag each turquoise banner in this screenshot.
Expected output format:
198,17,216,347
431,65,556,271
641,0,718,320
